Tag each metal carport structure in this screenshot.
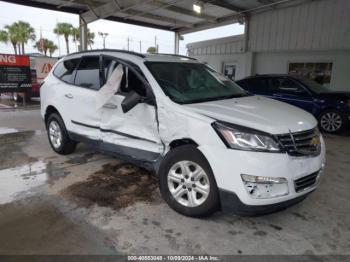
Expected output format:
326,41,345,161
1,0,313,53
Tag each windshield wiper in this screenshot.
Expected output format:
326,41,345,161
183,93,249,104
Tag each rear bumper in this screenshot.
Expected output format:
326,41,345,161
219,189,313,216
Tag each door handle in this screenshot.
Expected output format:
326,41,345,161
65,93,73,99
103,103,118,109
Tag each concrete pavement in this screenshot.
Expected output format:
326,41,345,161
0,109,349,255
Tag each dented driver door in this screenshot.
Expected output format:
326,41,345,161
99,56,163,162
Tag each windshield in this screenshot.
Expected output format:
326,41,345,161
299,78,332,94
145,62,249,104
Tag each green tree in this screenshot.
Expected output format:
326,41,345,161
34,38,50,56
47,40,58,57
87,30,95,50
5,22,20,54
147,46,157,54
17,21,36,54
0,30,8,45
54,22,73,54
71,27,80,51
71,27,95,51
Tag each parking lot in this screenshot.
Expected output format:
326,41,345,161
0,107,349,255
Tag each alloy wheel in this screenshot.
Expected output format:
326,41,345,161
320,112,342,132
49,120,63,149
167,160,210,207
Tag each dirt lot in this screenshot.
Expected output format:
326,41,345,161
0,109,349,255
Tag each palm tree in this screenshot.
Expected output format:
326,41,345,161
54,23,73,54
5,22,20,54
0,30,8,45
87,30,95,50
71,27,80,51
70,27,95,50
47,40,58,57
17,21,36,54
34,38,50,56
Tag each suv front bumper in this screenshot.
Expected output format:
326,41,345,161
198,136,326,215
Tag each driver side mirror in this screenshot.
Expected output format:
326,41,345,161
121,91,142,113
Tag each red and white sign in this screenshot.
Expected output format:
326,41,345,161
0,54,30,67
30,57,58,82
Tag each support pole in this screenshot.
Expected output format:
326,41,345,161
243,14,250,52
79,15,88,51
174,32,180,54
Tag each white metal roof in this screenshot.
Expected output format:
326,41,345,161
2,0,307,34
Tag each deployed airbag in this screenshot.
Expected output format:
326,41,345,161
96,64,124,109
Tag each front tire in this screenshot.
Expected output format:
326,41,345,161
159,145,220,217
46,113,77,155
318,109,344,133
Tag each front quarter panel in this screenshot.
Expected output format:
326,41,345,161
157,99,326,206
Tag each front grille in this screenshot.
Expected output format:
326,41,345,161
277,129,321,157
294,171,319,192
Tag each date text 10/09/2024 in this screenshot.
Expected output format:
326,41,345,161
127,256,220,261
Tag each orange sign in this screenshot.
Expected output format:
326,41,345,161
0,54,30,66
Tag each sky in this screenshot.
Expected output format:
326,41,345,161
0,1,244,56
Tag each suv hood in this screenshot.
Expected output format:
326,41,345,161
185,96,317,134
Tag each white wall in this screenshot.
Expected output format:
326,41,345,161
187,0,350,90
195,52,253,81
187,35,245,57
249,0,350,52
253,50,350,91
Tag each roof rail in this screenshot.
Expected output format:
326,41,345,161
64,49,146,58
155,53,197,60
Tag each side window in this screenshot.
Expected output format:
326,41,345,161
102,58,118,83
74,56,101,90
241,78,268,93
269,78,306,95
53,58,80,84
125,68,147,96
102,57,147,97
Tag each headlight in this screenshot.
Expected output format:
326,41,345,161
241,174,289,199
212,121,281,152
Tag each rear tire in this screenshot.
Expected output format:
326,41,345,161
159,145,220,217
46,113,77,155
318,109,344,133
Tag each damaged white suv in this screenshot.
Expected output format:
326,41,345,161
41,50,326,217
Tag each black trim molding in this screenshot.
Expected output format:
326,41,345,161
71,120,158,144
219,189,313,216
68,132,161,171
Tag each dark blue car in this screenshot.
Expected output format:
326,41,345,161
236,75,350,133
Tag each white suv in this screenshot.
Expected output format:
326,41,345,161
41,50,326,217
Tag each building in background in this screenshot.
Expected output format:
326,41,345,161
187,0,350,91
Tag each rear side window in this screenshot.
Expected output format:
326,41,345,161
53,58,80,84
74,56,101,90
